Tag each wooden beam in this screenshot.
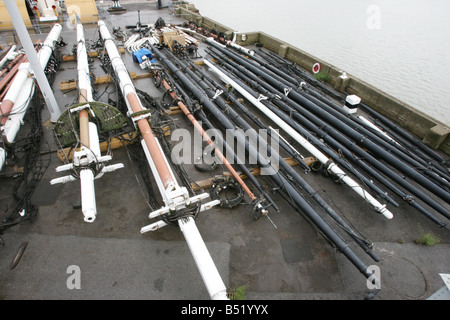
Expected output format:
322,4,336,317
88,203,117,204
164,106,183,115
191,156,316,191
193,59,204,66
58,72,153,92
62,47,126,62
57,132,137,162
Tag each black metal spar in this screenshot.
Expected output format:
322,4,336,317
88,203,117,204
151,44,382,283
206,48,447,226
205,42,450,223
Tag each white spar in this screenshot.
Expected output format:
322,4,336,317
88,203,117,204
50,23,123,223
357,115,400,146
2,23,62,144
0,45,18,69
98,20,228,300
0,23,62,171
205,59,393,220
0,148,5,172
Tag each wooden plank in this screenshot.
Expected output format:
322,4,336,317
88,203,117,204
165,106,183,115
94,75,113,85
58,72,153,92
62,47,126,62
57,132,137,162
191,156,316,191
58,81,77,91
132,72,154,79
193,59,204,66
162,125,171,136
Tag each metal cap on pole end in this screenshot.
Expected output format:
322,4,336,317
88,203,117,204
83,209,96,223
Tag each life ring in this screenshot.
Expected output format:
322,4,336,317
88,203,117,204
312,63,321,74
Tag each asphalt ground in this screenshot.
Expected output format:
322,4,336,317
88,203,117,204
0,1,449,303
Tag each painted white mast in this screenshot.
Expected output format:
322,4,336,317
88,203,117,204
98,20,228,300
3,0,62,122
50,22,123,222
0,23,62,171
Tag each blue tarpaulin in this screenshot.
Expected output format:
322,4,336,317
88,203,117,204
132,48,153,64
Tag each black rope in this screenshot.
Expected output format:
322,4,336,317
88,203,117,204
0,91,50,235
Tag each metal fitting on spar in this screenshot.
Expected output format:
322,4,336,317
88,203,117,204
325,161,393,220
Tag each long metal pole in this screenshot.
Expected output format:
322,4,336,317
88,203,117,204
4,0,62,122
98,20,228,300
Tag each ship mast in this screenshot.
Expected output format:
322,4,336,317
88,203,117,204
98,20,228,300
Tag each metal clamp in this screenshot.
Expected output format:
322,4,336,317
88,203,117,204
257,94,268,102
70,103,96,118
129,110,152,123
212,89,223,100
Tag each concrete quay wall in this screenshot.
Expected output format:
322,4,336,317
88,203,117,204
174,5,450,155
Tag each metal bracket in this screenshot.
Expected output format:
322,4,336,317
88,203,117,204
257,94,268,102
69,103,96,118
140,192,220,233
129,109,152,123
212,89,223,100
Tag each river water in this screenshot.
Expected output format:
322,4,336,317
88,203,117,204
190,0,450,127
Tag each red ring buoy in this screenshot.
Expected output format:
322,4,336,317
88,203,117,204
312,63,321,74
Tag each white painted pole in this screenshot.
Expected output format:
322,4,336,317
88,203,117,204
2,23,62,143
4,0,62,122
0,148,5,172
76,22,98,223
98,20,228,300
205,59,393,220
0,45,17,68
80,169,96,222
76,23,93,102
357,115,400,146
178,217,229,300
227,40,254,56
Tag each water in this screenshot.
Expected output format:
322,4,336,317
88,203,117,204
190,0,450,127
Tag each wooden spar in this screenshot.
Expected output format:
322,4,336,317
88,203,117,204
159,77,258,203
